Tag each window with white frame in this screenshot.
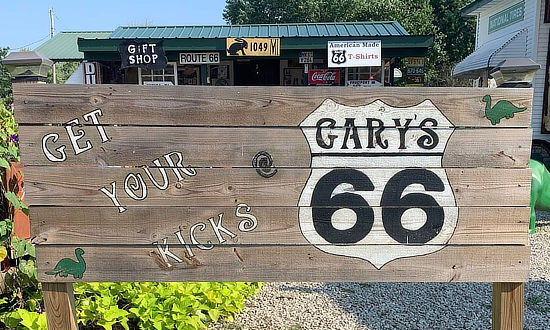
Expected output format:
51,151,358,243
139,63,177,85
347,66,382,82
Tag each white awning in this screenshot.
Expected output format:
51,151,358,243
452,29,528,78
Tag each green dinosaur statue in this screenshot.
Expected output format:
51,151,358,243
482,95,527,125
529,159,550,234
45,248,86,279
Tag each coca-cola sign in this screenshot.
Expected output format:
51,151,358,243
308,69,340,85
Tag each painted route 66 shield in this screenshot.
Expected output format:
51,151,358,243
298,99,458,269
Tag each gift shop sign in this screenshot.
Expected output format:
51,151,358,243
328,40,381,68
119,41,167,70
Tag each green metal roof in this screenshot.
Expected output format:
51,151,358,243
35,31,111,61
108,22,410,39
78,22,432,59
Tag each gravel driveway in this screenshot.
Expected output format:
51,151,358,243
212,214,550,330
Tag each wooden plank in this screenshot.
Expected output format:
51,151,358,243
13,85,532,127
492,282,525,330
36,245,530,283
42,282,78,330
19,126,532,168
23,167,531,207
31,206,529,245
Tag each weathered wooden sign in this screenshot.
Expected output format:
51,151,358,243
14,85,532,284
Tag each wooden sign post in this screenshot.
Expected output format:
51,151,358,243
14,85,532,329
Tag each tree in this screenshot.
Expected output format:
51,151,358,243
428,0,476,86
46,61,80,84
0,47,12,106
222,0,476,86
223,0,364,24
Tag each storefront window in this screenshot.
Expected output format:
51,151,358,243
139,63,176,85
178,65,201,85
348,66,382,82
209,62,232,86
346,65,383,87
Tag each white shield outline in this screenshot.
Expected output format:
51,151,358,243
298,99,458,269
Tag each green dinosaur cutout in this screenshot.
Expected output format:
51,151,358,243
482,95,527,125
45,248,86,279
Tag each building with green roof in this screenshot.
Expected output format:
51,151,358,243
35,31,112,61
38,22,433,86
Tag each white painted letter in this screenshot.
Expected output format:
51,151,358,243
236,203,258,232
153,238,183,267
42,133,67,162
124,173,148,200
189,223,214,250
99,181,126,213
163,151,197,181
208,213,236,244
174,230,195,257
143,158,169,190
83,109,109,142
65,118,92,155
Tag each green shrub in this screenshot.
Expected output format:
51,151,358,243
0,307,46,329
0,101,43,330
74,282,261,330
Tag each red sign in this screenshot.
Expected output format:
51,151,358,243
308,69,340,85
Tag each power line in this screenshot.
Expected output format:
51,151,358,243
11,34,50,50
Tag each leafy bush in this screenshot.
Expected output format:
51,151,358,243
1,306,46,329
0,102,19,168
0,101,43,329
74,282,261,330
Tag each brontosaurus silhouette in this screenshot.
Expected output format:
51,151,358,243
482,95,527,125
45,248,86,279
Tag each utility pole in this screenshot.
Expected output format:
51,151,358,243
49,7,56,84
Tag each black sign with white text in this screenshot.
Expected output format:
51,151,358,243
119,41,168,70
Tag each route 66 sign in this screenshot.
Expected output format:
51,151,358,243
328,41,381,68
298,99,458,269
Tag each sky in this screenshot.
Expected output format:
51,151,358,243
1,0,227,50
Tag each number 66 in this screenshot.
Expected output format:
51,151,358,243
310,168,445,244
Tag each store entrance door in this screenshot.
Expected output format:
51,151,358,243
234,59,280,86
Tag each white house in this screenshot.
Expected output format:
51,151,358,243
453,0,550,160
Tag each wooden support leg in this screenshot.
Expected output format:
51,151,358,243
42,282,79,330
492,282,525,330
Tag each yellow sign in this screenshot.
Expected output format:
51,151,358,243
226,38,280,56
